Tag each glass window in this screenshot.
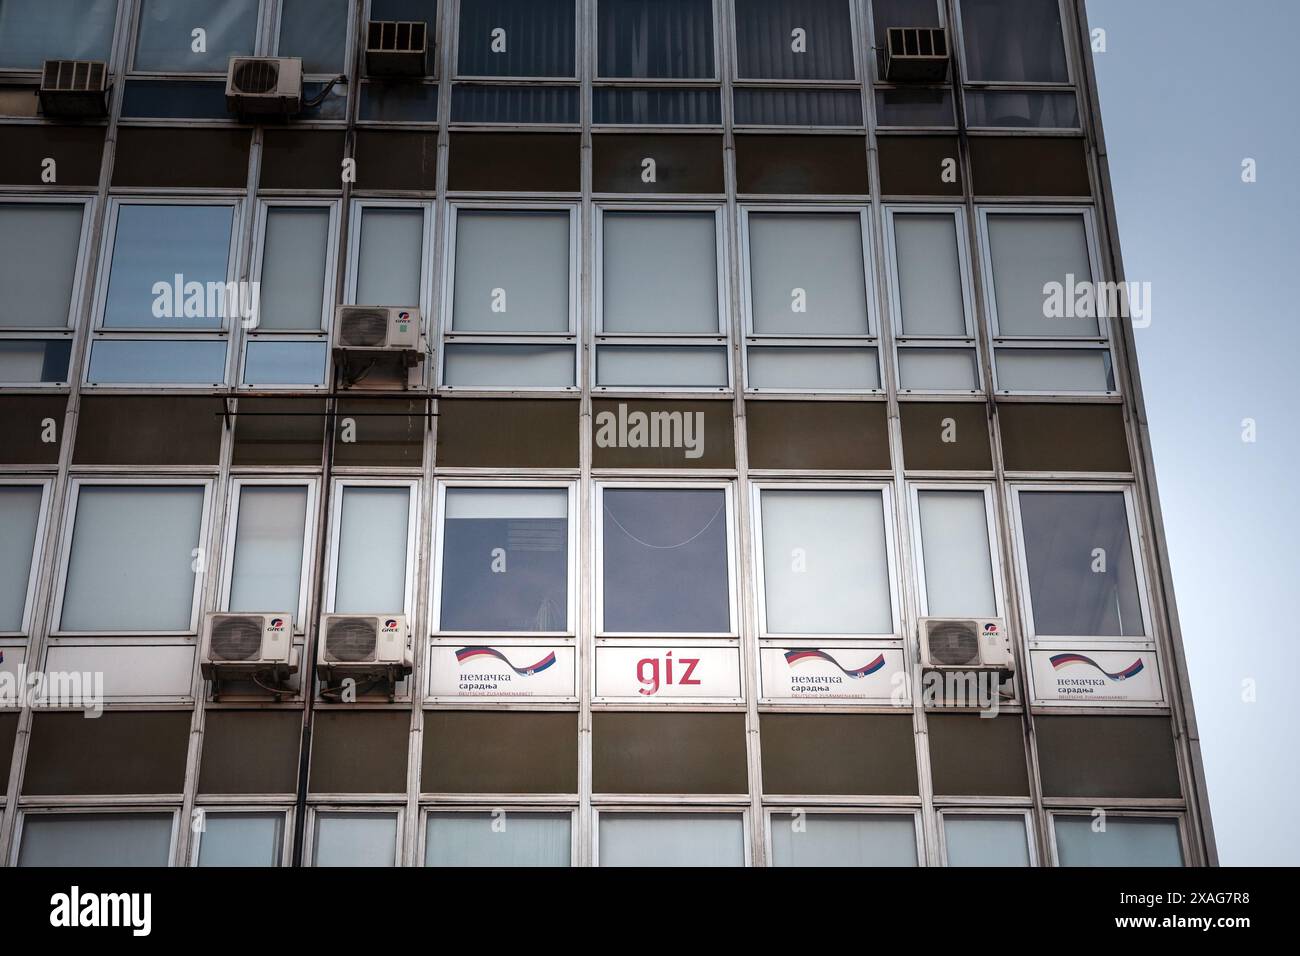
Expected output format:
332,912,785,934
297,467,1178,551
601,211,718,334
0,485,44,632
242,339,329,386
893,213,966,337
593,86,720,124
898,348,977,391
360,81,440,122
0,203,85,329
135,0,259,73
875,89,955,127
86,338,228,385
0,340,73,384
443,343,575,387
333,486,410,614
18,813,173,867
595,345,728,388
747,346,879,390
354,206,425,308
601,488,730,634
748,213,869,335
598,813,744,866
986,214,1096,337
438,488,569,632
278,0,348,73
450,83,577,123
966,90,1079,128
256,206,332,332
372,0,437,21
1018,490,1143,637
759,489,892,635
60,485,205,632
312,812,399,867
452,210,571,333
733,0,855,81
944,814,1030,866
916,489,996,617
457,0,576,78
597,0,716,79
995,348,1113,392
103,204,234,330
770,813,918,866
0,0,117,68
425,811,571,866
1054,816,1183,867
733,88,863,127
227,484,309,614
196,812,284,867
959,0,1069,83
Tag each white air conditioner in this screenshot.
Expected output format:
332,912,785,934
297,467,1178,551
883,27,949,82
201,612,295,681
39,59,109,117
316,614,412,682
919,617,1013,671
225,56,302,115
332,306,423,353
366,20,428,77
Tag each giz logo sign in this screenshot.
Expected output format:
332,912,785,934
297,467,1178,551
594,644,742,702
636,650,700,696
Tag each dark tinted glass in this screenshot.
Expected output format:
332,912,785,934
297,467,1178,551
451,84,579,123
734,88,862,126
959,0,1069,82
597,0,716,78
593,87,721,124
734,0,855,80
457,0,576,77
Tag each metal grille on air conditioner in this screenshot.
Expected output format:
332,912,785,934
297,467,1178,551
42,59,106,92
209,615,265,662
368,20,426,54
883,26,950,82
232,58,280,94
926,620,981,667
324,617,380,662
337,310,391,347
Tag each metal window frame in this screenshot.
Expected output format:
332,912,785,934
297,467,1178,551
962,88,1082,133
418,804,578,866
592,804,751,866
936,806,1037,866
0,196,96,333
593,202,731,392
1007,482,1155,647
950,0,1075,89
750,480,902,641
303,803,405,867
248,198,341,335
9,805,180,867
439,200,580,391
738,203,883,394
450,0,581,82
272,0,357,78
128,0,269,77
728,0,861,86
430,478,578,637
344,198,436,315
188,804,293,866
762,805,924,867
907,480,1005,620
592,0,723,84
1046,808,1188,868
0,478,54,638
322,477,421,617
594,479,740,639
49,476,215,637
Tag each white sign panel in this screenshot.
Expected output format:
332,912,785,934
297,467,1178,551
760,645,908,704
1030,649,1164,705
428,642,576,701
594,643,742,702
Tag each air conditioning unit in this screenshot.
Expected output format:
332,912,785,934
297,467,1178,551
333,306,422,353
883,27,949,82
39,59,109,117
366,20,428,77
317,614,413,682
225,56,302,115
201,612,295,681
920,617,1013,671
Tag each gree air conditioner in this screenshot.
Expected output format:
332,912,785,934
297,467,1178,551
200,612,295,681
882,27,950,82
332,306,422,354
919,617,1013,672
39,59,109,117
366,20,428,77
225,56,303,115
316,614,413,682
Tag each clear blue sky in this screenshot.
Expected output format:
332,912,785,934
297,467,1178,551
1087,0,1300,865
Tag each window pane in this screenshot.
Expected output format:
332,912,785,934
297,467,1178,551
0,0,117,68
749,214,869,335
1054,816,1183,867
592,86,720,124
987,215,1096,336
761,489,892,634
229,485,308,613
440,488,568,631
334,486,409,613
258,207,331,331
121,78,229,118
104,204,234,330
875,88,954,127
894,214,965,336
312,812,398,867
960,0,1068,82
61,485,204,632
917,490,996,617
86,338,228,385
451,83,578,123
898,349,978,391
0,485,43,631
443,344,575,387
453,211,570,333
944,815,1030,867
734,0,855,80
995,348,1113,392
1019,491,1143,637
599,813,744,866
733,88,862,126
18,813,173,867
747,346,879,390
361,81,440,122
135,0,259,72
596,346,728,388
355,207,424,308
602,488,729,633
771,813,917,866
602,212,718,334
243,339,329,386
597,0,715,78
457,0,576,77
0,340,73,384
425,812,571,866
197,812,284,867
872,0,942,37
372,0,437,21
0,204,83,328
278,0,348,73
966,90,1079,128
